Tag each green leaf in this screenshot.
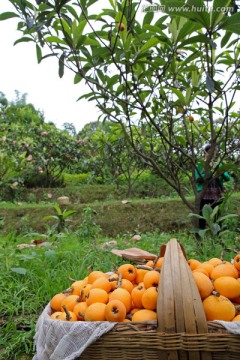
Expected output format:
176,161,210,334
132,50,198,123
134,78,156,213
143,10,154,26
185,87,192,105
43,215,59,221
36,44,42,64
107,74,119,87
211,205,219,219
116,83,124,96
177,19,203,41
54,205,63,215
65,4,79,20
74,73,83,84
170,87,186,104
161,0,210,28
140,90,151,102
198,229,208,238
62,210,77,218
115,11,127,28
139,37,160,54
96,69,105,84
180,34,209,47
167,18,177,41
188,212,203,219
13,37,34,45
76,19,87,36
212,223,221,235
220,30,232,48
45,36,66,44
10,267,27,275
0,12,19,21
96,9,116,21
211,0,231,28
191,70,199,87
143,24,166,35
217,214,238,222
59,53,65,78
175,135,187,146
44,250,57,259
180,51,201,68
83,37,100,46
220,11,240,35
202,204,212,221
86,0,98,8
20,254,36,261
61,13,73,27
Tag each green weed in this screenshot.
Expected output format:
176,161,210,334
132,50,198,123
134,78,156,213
75,206,102,241
43,204,77,235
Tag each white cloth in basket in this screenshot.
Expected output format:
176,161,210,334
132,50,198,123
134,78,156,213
33,303,116,360
214,320,240,335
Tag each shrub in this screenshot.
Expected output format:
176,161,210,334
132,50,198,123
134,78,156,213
23,170,64,188
63,173,103,186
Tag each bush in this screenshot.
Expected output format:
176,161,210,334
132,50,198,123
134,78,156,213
116,171,176,198
63,173,103,186
0,182,25,202
23,171,64,188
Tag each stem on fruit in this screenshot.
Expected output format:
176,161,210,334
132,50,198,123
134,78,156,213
78,290,84,302
112,263,118,273
62,288,73,295
62,305,71,321
78,312,85,319
117,272,122,288
153,256,159,267
126,313,133,320
136,265,155,271
220,251,225,261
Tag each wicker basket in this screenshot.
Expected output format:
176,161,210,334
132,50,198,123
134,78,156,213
79,238,240,360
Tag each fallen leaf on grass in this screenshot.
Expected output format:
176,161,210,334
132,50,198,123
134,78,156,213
99,240,118,248
121,200,131,204
111,247,156,262
17,244,36,249
131,235,141,241
17,241,50,249
30,239,46,245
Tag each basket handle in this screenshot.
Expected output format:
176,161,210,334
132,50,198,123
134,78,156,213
159,238,187,260
157,238,208,335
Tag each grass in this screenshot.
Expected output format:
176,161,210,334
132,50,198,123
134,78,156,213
0,198,193,237
1,189,239,236
0,226,239,359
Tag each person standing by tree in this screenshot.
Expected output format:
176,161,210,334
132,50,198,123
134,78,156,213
195,144,231,230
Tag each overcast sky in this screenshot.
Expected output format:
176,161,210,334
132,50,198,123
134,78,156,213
0,0,104,132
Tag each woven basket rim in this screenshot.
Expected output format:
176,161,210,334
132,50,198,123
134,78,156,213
111,320,234,334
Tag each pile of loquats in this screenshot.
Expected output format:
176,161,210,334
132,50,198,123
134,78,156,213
49,254,240,323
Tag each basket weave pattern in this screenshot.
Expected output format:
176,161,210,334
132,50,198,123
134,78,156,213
79,239,240,360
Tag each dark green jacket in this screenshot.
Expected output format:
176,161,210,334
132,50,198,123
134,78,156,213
195,162,231,192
